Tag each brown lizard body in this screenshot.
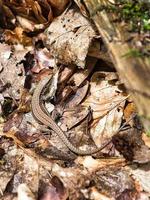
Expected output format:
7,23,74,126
31,74,109,155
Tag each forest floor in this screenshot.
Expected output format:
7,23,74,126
0,1,150,200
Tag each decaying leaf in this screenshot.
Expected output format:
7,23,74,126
73,0,89,17
57,57,97,105
82,71,126,150
129,163,150,195
3,113,23,132
39,176,67,200
44,5,97,68
47,0,69,14
4,27,32,46
31,48,56,73
21,155,39,193
39,186,62,200
124,102,137,127
67,57,97,87
65,80,89,109
94,167,136,199
142,133,150,148
60,105,90,130
0,0,69,33
1,0,52,28
17,184,36,200
0,43,28,100
0,168,15,196
112,128,150,163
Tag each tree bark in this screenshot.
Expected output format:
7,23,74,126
81,0,150,132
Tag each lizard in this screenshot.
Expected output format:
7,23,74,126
31,73,110,155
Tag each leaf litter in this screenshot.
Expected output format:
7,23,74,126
0,1,150,200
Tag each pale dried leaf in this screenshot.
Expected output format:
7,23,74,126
75,156,125,173
45,6,96,68
32,48,56,73
128,164,150,194
142,133,150,148
82,71,126,147
0,43,28,99
90,188,113,200
0,170,14,195
17,183,36,200
16,16,36,31
23,155,39,193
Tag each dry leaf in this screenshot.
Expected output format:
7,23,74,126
16,16,36,32
39,186,62,200
82,71,126,148
61,106,89,130
124,102,137,127
95,167,136,199
17,183,36,200
0,43,28,99
128,163,150,194
22,155,39,193
32,48,56,73
57,57,97,105
47,0,69,13
73,0,89,17
66,80,89,108
44,5,96,68
112,128,150,163
67,57,97,87
0,170,15,195
3,114,23,132
2,0,54,31
4,27,32,46
142,133,150,148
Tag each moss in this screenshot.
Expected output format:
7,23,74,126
122,48,150,59
122,49,144,58
111,0,150,32
146,130,150,137
91,1,150,32
90,1,150,58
